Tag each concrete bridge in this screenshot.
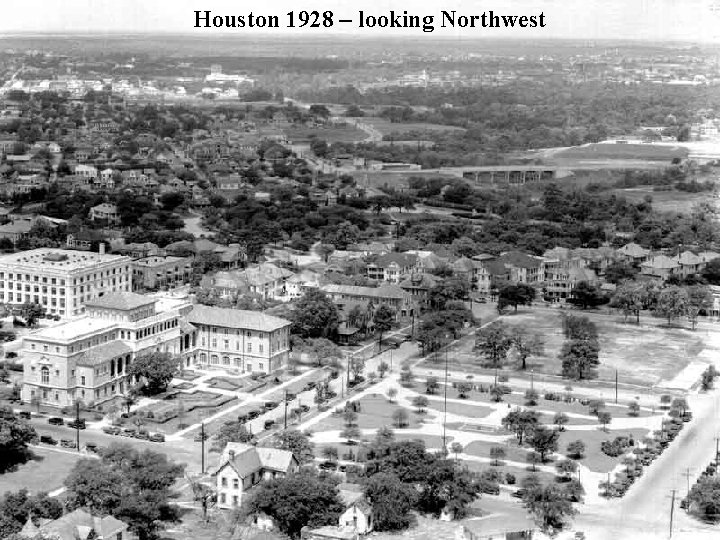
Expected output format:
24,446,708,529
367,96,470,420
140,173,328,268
438,165,565,184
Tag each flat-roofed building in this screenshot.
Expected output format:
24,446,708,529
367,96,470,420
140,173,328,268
132,255,192,291
0,248,132,317
187,304,291,374
21,292,197,408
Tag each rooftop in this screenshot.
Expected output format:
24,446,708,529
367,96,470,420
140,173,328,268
30,316,117,342
76,341,133,367
134,255,189,267
0,248,128,272
85,292,156,311
187,304,291,332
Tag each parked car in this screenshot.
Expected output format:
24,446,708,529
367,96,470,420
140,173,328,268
18,411,32,420
85,442,99,453
248,409,262,420
60,439,77,449
134,430,150,440
120,428,136,438
285,392,296,401
264,419,275,430
47,417,64,426
102,426,121,435
299,404,310,414
304,382,316,391
263,401,278,411
149,433,165,443
319,460,337,471
67,419,86,430
40,434,57,445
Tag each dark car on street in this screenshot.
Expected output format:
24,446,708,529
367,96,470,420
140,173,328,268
48,417,64,426
40,434,57,445
67,419,86,430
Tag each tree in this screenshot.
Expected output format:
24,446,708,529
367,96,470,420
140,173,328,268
497,283,536,313
528,426,559,462
240,470,344,538
272,430,315,464
702,258,720,285
489,385,505,402
378,361,389,378
316,243,335,263
628,401,641,417
569,281,606,309
597,411,612,431
566,440,586,459
386,387,398,402
0,490,63,539
553,412,569,432
525,389,539,406
556,459,578,480
373,305,395,346
560,338,600,381
671,397,689,416
373,440,436,484
475,322,512,368
412,395,429,414
211,420,255,452
340,425,361,444
127,352,178,395
686,477,720,523
502,409,540,445
653,286,689,325
18,303,44,328
322,446,339,462
291,289,339,339
392,408,409,428
416,460,480,519
343,409,358,427
523,483,576,532
363,472,416,531
368,426,396,460
0,405,37,473
65,443,185,540
302,338,342,367
588,399,605,416
456,381,473,399
425,376,439,395
490,446,506,466
451,442,464,461
687,285,712,330
610,282,647,323
605,261,639,284
510,328,544,370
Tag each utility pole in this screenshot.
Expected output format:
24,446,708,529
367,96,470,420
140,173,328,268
283,390,288,430
200,422,205,475
390,348,393,373
683,468,693,496
669,489,676,538
442,344,449,455
530,369,534,391
75,400,80,453
615,369,618,404
715,436,719,467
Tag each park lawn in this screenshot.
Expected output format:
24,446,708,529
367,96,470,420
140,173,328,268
312,396,421,432
361,117,466,136
0,447,84,494
284,125,367,143
557,427,649,473
463,440,531,465
395,433,448,450
424,397,494,419
555,143,687,161
462,460,556,486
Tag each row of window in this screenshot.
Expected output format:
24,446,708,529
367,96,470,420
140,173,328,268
199,354,264,371
0,267,130,285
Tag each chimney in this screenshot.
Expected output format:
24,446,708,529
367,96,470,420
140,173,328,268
99,243,105,255
228,449,235,460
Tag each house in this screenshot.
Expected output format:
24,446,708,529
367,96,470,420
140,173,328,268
321,283,415,319
461,513,535,540
286,270,322,299
19,509,128,540
677,251,705,278
616,242,650,265
452,257,492,295
640,255,680,281
132,255,193,291
337,483,373,534
74,164,98,179
0,220,33,245
366,253,418,283
200,263,294,301
496,251,544,284
544,266,599,302
90,203,121,226
214,442,299,509
399,273,441,307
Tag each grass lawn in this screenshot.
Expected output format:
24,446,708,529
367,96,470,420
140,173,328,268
463,440,530,464
0,447,83,494
361,117,466,136
462,460,556,485
424,397,494,419
611,187,709,215
435,306,710,387
395,433,447,449
557,427,649,473
555,143,687,161
312,395,422,432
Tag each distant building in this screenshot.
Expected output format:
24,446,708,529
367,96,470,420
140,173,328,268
321,283,415,319
89,203,121,225
132,255,192,291
366,253,418,283
200,263,294,301
19,509,128,540
0,248,132,317
0,220,33,245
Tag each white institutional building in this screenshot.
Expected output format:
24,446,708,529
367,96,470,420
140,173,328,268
0,248,132,317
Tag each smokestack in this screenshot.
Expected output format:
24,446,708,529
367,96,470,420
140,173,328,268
228,450,235,460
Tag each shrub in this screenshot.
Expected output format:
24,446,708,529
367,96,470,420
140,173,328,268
505,472,516,485
601,436,632,457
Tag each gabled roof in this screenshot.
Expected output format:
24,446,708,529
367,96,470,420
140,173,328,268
678,251,703,265
187,305,291,332
214,442,296,479
399,273,441,290
699,251,720,262
39,509,127,540
369,252,417,268
498,251,542,269
617,242,650,258
322,283,407,300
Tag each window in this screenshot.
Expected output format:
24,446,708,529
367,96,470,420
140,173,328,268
233,479,239,489
247,343,252,353
41,367,49,384
221,477,227,487
259,344,263,353
232,495,238,506
220,494,226,504
81,376,85,385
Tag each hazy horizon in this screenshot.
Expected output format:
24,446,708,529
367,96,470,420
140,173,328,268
1,0,719,43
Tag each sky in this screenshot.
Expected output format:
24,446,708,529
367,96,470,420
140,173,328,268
0,0,718,42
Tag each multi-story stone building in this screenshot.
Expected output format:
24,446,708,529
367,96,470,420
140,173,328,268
21,292,196,408
132,255,193,291
0,248,132,317
187,304,291,374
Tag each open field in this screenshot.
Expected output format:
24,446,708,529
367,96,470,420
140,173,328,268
360,117,466,136
554,143,688,161
435,306,715,387
284,125,367,143
311,395,423,432
0,447,83,494
611,187,713,214
424,398,494,418
464,439,531,464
